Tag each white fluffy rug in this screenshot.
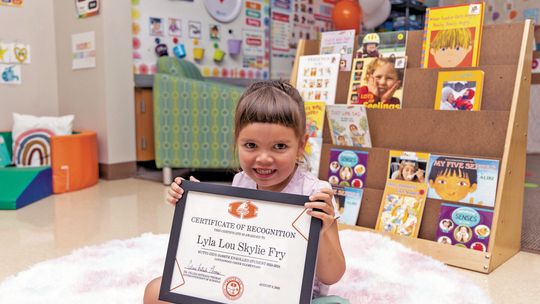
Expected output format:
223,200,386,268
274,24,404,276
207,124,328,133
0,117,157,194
0,230,491,304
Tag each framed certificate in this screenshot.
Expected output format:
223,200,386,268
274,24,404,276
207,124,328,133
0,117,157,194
159,181,322,304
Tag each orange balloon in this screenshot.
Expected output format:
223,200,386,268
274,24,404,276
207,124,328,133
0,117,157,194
332,0,363,33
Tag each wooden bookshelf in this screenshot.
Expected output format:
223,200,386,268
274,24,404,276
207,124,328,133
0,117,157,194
291,20,533,273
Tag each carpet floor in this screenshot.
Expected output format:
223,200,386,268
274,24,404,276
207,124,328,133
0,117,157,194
0,230,490,304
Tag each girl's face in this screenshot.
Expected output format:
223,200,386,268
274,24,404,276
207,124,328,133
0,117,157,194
237,123,306,192
447,93,455,103
402,164,416,181
372,63,398,95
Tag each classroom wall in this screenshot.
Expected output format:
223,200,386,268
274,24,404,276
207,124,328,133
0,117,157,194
0,1,59,130
53,0,135,165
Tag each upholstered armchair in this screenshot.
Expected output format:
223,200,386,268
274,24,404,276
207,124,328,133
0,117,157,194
153,57,244,184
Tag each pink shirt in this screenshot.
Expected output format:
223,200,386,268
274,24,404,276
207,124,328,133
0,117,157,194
232,166,336,298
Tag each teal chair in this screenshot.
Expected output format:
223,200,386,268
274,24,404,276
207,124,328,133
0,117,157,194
153,57,244,184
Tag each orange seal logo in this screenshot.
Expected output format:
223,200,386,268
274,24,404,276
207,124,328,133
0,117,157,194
228,200,258,219
222,276,244,300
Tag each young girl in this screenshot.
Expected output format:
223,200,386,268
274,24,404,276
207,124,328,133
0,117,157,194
391,159,425,183
143,80,346,303
356,57,402,106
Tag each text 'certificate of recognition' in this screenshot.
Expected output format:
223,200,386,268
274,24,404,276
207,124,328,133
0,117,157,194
159,181,321,304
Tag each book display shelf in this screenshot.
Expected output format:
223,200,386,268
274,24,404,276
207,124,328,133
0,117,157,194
290,20,534,273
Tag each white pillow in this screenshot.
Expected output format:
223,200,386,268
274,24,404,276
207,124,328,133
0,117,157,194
12,113,74,167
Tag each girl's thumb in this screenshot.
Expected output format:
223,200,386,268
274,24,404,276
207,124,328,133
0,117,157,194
189,176,200,182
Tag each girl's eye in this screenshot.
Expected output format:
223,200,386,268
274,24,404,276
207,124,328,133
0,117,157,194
458,181,468,186
274,143,287,150
441,47,446,51
456,47,460,51
437,179,447,185
244,143,256,149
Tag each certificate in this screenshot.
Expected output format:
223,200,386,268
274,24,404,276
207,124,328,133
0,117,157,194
159,181,322,304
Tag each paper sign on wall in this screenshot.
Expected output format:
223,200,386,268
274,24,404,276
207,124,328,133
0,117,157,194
72,31,96,70
13,43,31,64
0,43,13,64
0,64,22,85
0,0,23,7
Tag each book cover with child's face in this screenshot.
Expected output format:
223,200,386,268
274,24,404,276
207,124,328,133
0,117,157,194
347,57,406,109
435,203,493,252
327,148,368,191
427,155,500,207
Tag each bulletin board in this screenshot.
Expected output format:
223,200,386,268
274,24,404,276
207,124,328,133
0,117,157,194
132,0,335,80
132,0,270,79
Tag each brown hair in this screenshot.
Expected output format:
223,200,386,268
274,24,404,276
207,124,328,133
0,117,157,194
234,80,306,144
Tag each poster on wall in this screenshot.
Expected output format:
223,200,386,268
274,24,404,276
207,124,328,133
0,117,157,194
0,0,23,7
0,64,22,85
72,31,96,70
0,43,13,64
76,0,100,18
168,18,182,37
12,43,31,64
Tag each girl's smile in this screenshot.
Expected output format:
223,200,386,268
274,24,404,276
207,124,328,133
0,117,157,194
237,123,306,192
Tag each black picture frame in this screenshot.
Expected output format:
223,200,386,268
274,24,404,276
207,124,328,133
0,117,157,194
159,181,322,304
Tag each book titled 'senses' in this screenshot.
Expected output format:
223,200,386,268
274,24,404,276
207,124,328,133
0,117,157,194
421,3,484,68
434,70,484,111
435,203,493,252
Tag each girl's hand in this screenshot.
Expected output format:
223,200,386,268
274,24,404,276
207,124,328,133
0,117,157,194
305,188,338,234
416,169,425,183
367,76,379,97
166,176,199,205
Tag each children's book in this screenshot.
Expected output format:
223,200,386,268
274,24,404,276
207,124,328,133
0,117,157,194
435,203,493,252
434,70,484,111
427,155,500,207
305,101,326,138
347,56,406,109
356,31,408,59
327,148,368,194
338,187,364,226
326,104,372,148
421,2,484,68
0,136,11,167
320,29,356,72
305,137,322,176
387,150,430,184
375,179,427,237
296,54,340,105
